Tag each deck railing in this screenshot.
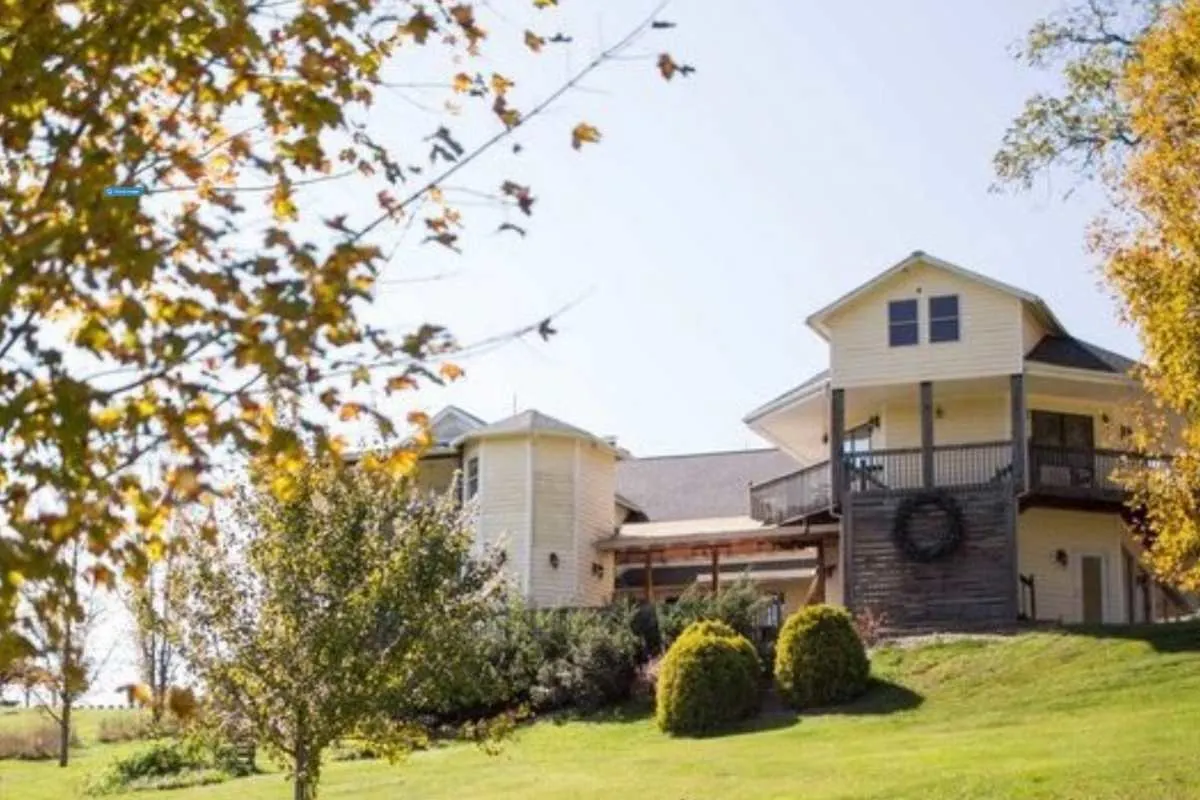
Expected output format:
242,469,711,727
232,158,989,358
1027,445,1168,501
749,441,1167,524
749,460,832,524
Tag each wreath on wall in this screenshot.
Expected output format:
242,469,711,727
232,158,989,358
891,490,966,563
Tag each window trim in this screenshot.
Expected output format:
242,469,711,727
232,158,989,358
888,299,919,347
928,294,960,343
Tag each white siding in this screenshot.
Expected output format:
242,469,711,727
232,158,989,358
529,437,577,607
576,442,617,607
824,542,843,607
826,261,1024,388
880,394,1009,449
1018,509,1131,624
473,439,530,594
1021,307,1046,356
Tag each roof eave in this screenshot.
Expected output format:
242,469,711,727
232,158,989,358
742,378,829,426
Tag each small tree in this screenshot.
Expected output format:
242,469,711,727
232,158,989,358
123,540,187,723
19,539,112,766
182,453,507,800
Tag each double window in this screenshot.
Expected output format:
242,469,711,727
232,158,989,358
887,294,960,346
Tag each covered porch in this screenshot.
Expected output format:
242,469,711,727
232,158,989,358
598,516,842,621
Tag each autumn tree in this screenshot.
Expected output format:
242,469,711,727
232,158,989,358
180,454,509,800
999,0,1200,590
19,538,112,766
123,535,187,723
0,0,691,663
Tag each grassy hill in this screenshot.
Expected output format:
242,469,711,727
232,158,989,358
3,622,1200,799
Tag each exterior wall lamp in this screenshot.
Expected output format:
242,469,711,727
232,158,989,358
1054,549,1068,568
549,552,559,569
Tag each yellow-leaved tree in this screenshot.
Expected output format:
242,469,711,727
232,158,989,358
0,0,692,663
999,0,1200,590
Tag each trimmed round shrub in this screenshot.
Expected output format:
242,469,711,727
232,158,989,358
655,628,761,736
677,619,739,641
774,604,870,710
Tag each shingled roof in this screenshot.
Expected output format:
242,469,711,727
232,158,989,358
1026,335,1137,375
615,448,800,522
452,409,622,455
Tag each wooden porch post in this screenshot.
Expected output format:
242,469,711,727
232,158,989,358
920,380,934,488
814,538,827,604
643,550,653,603
710,547,721,596
1010,373,1026,491
830,388,845,498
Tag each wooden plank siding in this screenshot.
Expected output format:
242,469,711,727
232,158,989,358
844,485,1017,632
825,261,1024,389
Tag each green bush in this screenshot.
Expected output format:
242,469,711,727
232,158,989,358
655,626,761,736
86,736,257,796
407,600,641,721
528,605,641,713
656,578,770,648
773,604,870,710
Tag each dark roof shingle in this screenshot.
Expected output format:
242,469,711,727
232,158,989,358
1026,335,1137,375
616,448,800,522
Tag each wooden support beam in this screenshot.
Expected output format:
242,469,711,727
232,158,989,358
711,547,721,596
920,380,934,488
815,538,827,604
830,388,845,498
644,550,653,603
1010,373,1026,492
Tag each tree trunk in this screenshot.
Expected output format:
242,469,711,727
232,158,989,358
292,744,321,800
59,697,71,767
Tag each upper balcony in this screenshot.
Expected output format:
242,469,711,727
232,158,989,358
749,441,1167,524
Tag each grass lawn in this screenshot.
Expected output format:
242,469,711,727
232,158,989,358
3,622,1200,799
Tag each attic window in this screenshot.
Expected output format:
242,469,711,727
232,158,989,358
888,299,919,347
929,295,960,343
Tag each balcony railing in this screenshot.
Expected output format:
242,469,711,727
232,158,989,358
749,460,832,524
845,441,1014,494
1027,445,1168,502
749,441,1167,524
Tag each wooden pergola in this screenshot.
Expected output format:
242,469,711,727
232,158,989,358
597,519,840,604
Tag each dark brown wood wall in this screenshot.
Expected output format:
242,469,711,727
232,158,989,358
843,485,1017,632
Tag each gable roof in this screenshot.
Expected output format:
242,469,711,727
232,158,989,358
1025,335,1138,375
805,251,1067,341
429,405,486,449
453,409,621,455
743,368,830,424
615,448,800,522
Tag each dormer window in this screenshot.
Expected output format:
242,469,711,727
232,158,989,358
888,299,919,347
929,295,960,343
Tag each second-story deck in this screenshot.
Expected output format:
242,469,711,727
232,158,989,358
749,441,1166,525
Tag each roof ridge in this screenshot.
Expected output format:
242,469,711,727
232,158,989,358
625,447,782,462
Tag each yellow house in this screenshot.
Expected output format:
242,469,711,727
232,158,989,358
415,406,621,608
601,251,1191,631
